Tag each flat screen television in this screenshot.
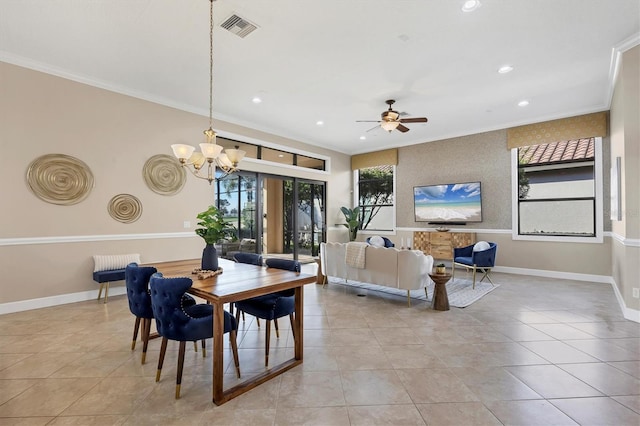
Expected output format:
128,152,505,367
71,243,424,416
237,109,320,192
413,181,482,224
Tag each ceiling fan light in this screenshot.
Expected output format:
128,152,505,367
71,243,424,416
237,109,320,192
381,121,400,132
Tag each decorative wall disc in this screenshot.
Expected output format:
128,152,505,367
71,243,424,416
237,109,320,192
142,154,186,195
26,154,94,205
108,194,142,223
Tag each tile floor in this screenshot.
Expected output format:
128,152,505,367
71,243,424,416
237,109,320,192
1,267,639,425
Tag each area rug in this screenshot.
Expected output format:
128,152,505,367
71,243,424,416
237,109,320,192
327,277,499,308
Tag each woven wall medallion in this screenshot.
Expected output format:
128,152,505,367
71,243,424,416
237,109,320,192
26,154,94,205
108,194,142,223
142,154,186,195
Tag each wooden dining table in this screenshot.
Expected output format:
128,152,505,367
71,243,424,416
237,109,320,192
152,258,317,405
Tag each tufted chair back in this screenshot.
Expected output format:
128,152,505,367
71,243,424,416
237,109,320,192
265,258,300,297
233,252,263,266
149,273,236,342
125,263,157,319
265,258,301,272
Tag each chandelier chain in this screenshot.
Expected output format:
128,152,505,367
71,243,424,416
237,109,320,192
209,0,214,129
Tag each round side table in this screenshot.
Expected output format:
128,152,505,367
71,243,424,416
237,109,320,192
428,273,452,311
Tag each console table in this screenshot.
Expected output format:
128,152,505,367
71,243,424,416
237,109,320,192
413,231,475,260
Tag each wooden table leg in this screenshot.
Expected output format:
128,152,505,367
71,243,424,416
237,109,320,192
294,285,304,360
212,301,225,404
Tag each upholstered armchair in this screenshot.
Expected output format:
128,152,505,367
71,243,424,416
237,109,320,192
125,263,196,364
234,258,300,366
452,241,497,289
149,273,241,398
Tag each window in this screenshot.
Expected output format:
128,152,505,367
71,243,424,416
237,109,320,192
217,136,326,171
513,138,602,241
355,165,395,232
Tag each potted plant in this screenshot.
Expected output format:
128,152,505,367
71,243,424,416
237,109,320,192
195,205,237,270
340,206,362,241
435,263,446,274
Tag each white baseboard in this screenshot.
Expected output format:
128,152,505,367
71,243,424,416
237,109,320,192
609,276,640,323
491,266,612,284
0,285,127,315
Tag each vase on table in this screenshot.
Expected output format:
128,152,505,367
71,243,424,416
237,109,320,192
202,244,219,271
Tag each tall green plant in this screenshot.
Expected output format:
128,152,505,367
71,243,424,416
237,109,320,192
195,205,236,245
340,206,362,241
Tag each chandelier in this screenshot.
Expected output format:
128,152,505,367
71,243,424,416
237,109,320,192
171,0,245,184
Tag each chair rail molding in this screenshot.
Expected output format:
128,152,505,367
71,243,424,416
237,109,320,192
0,232,197,246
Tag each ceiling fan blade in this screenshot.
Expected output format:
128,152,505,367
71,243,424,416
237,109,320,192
400,117,428,123
396,124,410,133
366,124,381,132
356,120,382,123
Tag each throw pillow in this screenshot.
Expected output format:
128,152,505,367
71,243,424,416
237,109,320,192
369,235,385,247
93,253,141,272
473,241,490,252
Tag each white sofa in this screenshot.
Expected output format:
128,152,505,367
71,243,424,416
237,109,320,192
320,242,434,305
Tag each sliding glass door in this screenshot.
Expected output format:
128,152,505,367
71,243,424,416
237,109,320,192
216,171,325,260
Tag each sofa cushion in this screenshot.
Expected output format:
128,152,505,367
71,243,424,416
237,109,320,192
368,235,385,247
93,254,140,272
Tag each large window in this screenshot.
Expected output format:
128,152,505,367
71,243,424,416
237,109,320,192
513,138,602,240
355,165,395,232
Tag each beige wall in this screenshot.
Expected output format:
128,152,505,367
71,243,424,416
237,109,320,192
609,45,640,312
0,62,352,307
385,127,613,278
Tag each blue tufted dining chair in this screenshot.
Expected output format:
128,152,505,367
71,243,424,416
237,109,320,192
125,263,198,364
232,252,264,324
234,258,300,367
149,273,241,399
452,242,497,289
233,252,263,266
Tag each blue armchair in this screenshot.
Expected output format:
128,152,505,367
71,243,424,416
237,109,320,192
234,258,300,367
149,273,241,398
125,263,197,364
452,242,497,289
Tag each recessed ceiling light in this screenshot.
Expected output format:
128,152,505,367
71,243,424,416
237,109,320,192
498,65,514,74
316,120,324,126
461,0,481,12
518,100,530,107
278,154,284,158
252,97,262,104
359,136,366,140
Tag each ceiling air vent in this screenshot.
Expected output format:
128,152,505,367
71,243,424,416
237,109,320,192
221,14,258,38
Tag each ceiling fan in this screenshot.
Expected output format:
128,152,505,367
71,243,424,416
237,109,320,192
357,99,428,133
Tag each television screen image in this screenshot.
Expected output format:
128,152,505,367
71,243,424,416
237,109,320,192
414,182,482,223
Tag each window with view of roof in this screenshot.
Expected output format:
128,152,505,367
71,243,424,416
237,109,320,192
517,138,598,237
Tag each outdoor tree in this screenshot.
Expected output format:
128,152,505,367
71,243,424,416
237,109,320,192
358,166,393,229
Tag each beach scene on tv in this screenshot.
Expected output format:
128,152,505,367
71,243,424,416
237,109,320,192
414,182,482,222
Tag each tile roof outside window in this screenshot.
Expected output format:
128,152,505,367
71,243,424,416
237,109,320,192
519,138,595,165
